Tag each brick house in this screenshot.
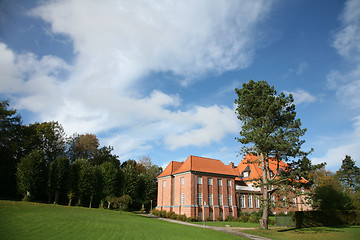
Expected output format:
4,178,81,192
156,154,311,220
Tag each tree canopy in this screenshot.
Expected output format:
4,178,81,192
235,80,317,229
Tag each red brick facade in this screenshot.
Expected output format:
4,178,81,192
156,155,311,219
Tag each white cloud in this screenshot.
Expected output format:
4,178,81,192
312,115,360,169
283,89,316,105
316,0,360,170
1,0,273,157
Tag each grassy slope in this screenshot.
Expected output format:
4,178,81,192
0,201,244,240
241,226,360,240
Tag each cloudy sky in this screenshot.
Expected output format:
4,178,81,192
1,0,359,171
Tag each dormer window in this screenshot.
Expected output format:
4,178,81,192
241,165,251,178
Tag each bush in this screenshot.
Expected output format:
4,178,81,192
249,216,260,223
177,214,187,222
269,219,276,225
226,216,235,221
166,211,175,219
239,215,249,222
205,216,212,221
216,216,223,221
186,217,200,222
170,213,178,220
294,210,360,228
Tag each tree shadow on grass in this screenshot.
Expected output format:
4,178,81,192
277,225,358,233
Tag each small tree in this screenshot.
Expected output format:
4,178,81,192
336,155,360,192
235,80,314,229
16,150,47,201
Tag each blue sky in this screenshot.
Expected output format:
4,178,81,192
1,0,359,171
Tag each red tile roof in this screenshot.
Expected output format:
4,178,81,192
157,155,238,178
157,161,183,178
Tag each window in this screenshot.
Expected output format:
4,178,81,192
181,193,184,205
197,193,202,205
218,194,223,206
198,210,202,220
163,180,166,188
227,180,231,187
283,197,287,208
228,194,232,206
219,210,223,219
255,196,260,208
243,172,249,178
208,178,213,186
181,177,184,185
208,194,213,206
293,197,297,207
197,176,202,184
271,195,275,205
240,195,246,208
248,195,253,208
218,179,222,186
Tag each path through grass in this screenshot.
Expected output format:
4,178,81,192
0,201,245,240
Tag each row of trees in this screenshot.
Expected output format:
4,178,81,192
0,100,161,210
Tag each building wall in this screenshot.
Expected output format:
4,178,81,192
157,172,237,220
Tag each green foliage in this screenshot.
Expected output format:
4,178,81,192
47,156,70,204
336,155,360,192
234,80,315,229
294,210,360,228
216,216,223,221
118,195,132,210
16,150,47,201
0,100,23,198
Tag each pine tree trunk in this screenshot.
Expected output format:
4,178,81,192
260,153,269,229
54,190,59,204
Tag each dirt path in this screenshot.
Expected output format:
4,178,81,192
139,214,272,240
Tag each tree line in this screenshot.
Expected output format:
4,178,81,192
0,100,162,210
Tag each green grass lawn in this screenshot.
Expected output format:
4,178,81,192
0,200,245,240
240,226,360,240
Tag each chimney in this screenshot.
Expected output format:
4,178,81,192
229,161,234,169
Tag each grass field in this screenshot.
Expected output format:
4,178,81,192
240,226,360,240
0,200,245,240
193,220,261,228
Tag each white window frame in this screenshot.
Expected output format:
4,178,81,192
255,195,260,208
163,180,166,188
218,179,222,186
248,195,253,208
197,193,202,205
208,178,213,186
227,180,231,187
228,194,232,206
181,193,184,206
293,197,297,207
243,172,249,178
197,176,202,184
240,195,246,208
283,197,287,208
181,177,185,185
218,194,223,206
208,194,213,206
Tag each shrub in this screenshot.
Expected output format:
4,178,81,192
269,219,276,225
186,217,199,222
177,214,187,222
249,216,260,223
294,210,360,228
226,216,235,222
216,216,223,221
166,211,175,219
170,213,178,220
205,216,212,221
239,215,249,222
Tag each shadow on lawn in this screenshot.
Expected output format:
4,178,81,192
277,225,359,233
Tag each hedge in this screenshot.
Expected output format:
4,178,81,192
294,210,360,228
